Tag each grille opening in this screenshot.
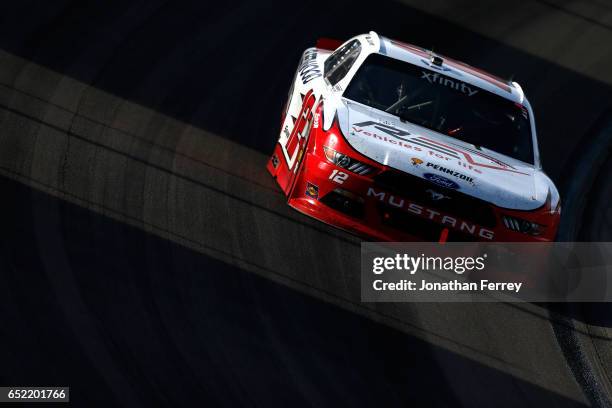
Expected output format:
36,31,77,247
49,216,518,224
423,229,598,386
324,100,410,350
374,170,497,228
320,189,365,218
380,205,478,242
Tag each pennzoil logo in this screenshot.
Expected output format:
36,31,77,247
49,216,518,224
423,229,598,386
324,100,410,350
411,157,423,166
425,162,475,184
305,182,319,199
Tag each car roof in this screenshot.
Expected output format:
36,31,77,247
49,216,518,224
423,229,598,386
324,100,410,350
371,33,525,104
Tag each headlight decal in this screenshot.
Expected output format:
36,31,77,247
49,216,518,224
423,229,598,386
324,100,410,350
323,146,374,175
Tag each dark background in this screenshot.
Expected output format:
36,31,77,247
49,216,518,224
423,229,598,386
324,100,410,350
1,0,611,406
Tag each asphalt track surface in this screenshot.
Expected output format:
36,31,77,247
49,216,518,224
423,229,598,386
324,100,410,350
1,0,612,406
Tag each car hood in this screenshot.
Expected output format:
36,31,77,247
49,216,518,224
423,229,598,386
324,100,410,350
339,100,546,210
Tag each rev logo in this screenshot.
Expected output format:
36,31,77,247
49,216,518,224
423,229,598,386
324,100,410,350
352,121,411,141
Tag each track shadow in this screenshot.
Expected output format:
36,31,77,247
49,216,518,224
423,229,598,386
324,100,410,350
0,175,586,407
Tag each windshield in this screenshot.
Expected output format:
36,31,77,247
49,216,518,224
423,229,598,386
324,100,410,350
343,54,534,164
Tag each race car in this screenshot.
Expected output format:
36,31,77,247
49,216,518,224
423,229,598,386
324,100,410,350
267,32,561,242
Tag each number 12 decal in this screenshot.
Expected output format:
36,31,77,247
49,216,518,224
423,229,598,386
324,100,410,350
329,170,348,184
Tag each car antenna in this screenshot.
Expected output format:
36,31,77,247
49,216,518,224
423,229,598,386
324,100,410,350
428,47,444,67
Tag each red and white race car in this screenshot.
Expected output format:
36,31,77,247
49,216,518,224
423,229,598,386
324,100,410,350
267,32,561,242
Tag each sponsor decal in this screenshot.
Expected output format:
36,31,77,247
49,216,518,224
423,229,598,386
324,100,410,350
313,113,320,129
298,49,322,84
305,182,319,199
425,162,474,184
421,71,478,96
424,173,460,189
352,124,465,163
426,189,450,201
424,136,527,175
367,187,494,240
411,157,423,166
351,122,527,175
353,121,411,140
410,137,461,159
445,139,512,169
283,125,290,137
390,40,511,92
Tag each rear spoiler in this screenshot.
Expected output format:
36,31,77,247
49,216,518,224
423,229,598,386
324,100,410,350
316,38,343,51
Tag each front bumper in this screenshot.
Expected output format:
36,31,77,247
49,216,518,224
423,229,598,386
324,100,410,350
279,151,557,242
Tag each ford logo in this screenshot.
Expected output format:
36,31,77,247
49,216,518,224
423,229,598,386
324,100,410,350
424,173,459,190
